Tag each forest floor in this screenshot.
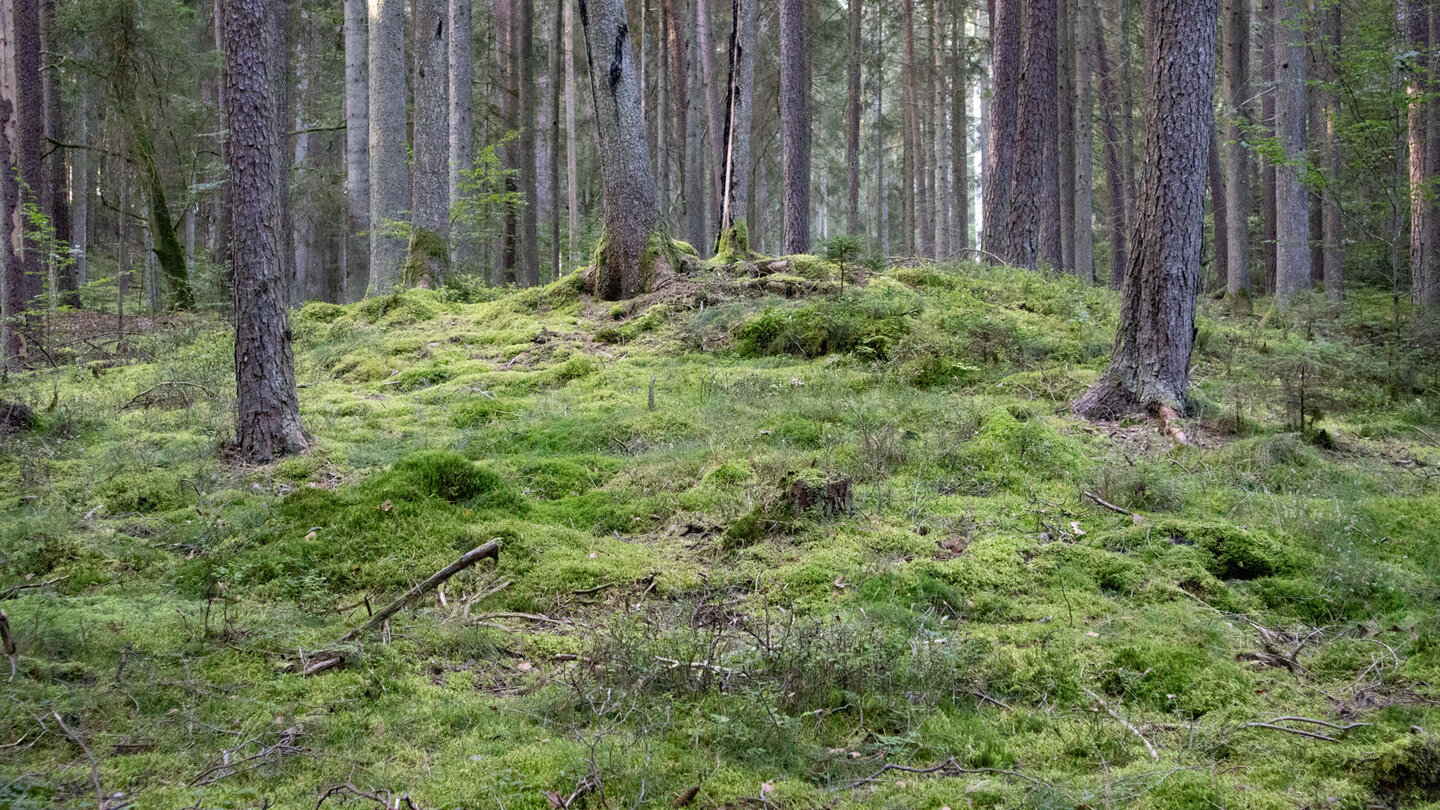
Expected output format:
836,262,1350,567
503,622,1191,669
2,257,1440,809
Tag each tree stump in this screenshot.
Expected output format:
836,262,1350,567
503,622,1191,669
0,401,34,437
787,474,853,517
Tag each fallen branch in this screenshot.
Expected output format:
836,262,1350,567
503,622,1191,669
846,756,1044,790
316,782,419,810
1154,403,1190,446
1237,716,1371,743
1,575,70,601
118,381,217,411
1,611,14,682
472,611,575,628
339,541,499,643
1236,722,1340,742
1082,686,1159,761
1083,491,1135,517
51,712,105,810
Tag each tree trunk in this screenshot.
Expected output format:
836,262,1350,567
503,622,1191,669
1058,0,1075,272
695,0,724,232
668,0,704,253
367,0,408,294
933,0,949,256
1092,0,1126,288
982,0,1020,259
873,0,887,254
903,0,929,257
718,0,755,255
1209,121,1228,292
450,0,473,274
846,0,862,235
951,0,968,253
343,0,369,301
42,0,73,308
1073,0,1218,420
1425,1,1440,308
779,0,811,254
0,96,19,370
225,0,307,462
578,0,662,298
409,0,450,289
1319,0,1342,303
1273,0,1309,306
13,0,44,337
1221,0,1251,299
292,34,313,306
72,82,88,291
549,0,563,276
519,0,539,285
1260,0,1277,294
1073,0,1095,282
565,0,580,266
1117,0,1135,219
1005,0,1059,269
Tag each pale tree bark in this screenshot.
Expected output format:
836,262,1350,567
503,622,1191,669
846,0,862,235
1425,1,1440,308
225,0,307,462
779,0,811,254
1073,0,1095,282
656,0,670,222
717,0,755,255
695,0,723,229
1221,0,1251,299
951,0,968,252
872,0,887,254
344,0,370,301
449,0,473,272
982,0,1021,259
1273,0,1309,306
292,31,314,305
367,0,408,294
410,0,450,289
1074,0,1218,422
1,97,18,370
565,0,580,266
578,0,661,298
519,0,539,285
1006,0,1059,269
1319,0,1342,303
1117,0,1135,218
1093,1,1126,288
1411,0,1436,308
1058,0,1075,272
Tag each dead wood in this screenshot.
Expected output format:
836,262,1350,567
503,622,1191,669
339,540,499,643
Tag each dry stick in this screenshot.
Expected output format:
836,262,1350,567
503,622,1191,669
1155,403,1190,446
1082,686,1160,761
1263,715,1372,731
339,541,499,643
1083,491,1135,517
1237,722,1341,742
51,712,105,810
1,611,15,682
846,756,1044,790
0,574,70,601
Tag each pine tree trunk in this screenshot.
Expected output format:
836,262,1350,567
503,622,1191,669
846,0,862,235
0,95,19,370
1209,122,1228,292
367,0,408,294
951,0,968,252
225,0,307,462
1221,0,1251,299
13,0,44,337
519,0,540,285
904,0,929,257
1319,0,1342,303
578,0,662,298
1117,0,1135,219
873,0,887,255
1260,0,1277,294
343,0,369,301
565,0,580,266
1425,2,1440,308
668,0,704,253
932,0,949,256
779,0,811,254
1058,0,1076,273
41,0,73,308
982,0,1021,260
549,0,563,276
292,35,313,306
1093,1,1126,288
718,0,755,255
695,0,724,230
1273,0,1310,305
1074,0,1218,420
71,82,88,291
449,0,473,273
1006,0,1059,269
1073,0,1095,282
410,0,451,289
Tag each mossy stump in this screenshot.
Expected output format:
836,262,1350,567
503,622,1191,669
786,474,853,517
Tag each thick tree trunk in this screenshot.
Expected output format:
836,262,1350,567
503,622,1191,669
1273,0,1310,306
981,0,1020,259
933,0,949,256
846,0,862,235
718,0,755,255
695,0,724,230
344,0,369,301
41,0,73,308
367,0,408,294
1209,122,1228,292
951,0,968,252
13,0,44,336
410,0,450,289
71,84,88,291
1319,0,1342,303
225,0,307,462
1005,0,1059,269
549,0,563,276
1425,1,1440,308
779,0,811,254
450,0,473,273
519,0,540,285
1093,0,1126,288
1260,0,1277,294
1221,0,1251,299
578,0,662,298
1073,0,1217,420
0,96,19,370
565,0,580,266
1058,0,1075,272
1073,0,1095,282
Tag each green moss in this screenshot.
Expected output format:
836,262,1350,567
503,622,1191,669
100,469,188,514
1369,734,1440,805
389,450,520,507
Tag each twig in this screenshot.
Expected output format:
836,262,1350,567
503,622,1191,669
51,712,105,810
1261,715,1371,731
1236,722,1341,742
339,541,499,642
1,611,14,682
1083,491,1135,517
472,611,575,628
1082,686,1159,761
845,756,1044,790
118,381,217,411
0,575,70,601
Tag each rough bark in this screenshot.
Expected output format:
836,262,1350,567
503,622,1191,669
550,0,563,276
0,96,19,370
1273,0,1310,306
1073,0,1095,282
1260,0,1277,293
1209,122,1228,292
1058,0,1076,272
344,0,370,301
933,0,949,256
846,0,862,235
565,0,580,266
1092,0,1126,288
1117,0,1135,218
1221,0,1251,298
1424,0,1440,308
779,0,811,254
717,0,755,255
951,0,968,252
577,0,662,298
71,82,88,290
519,0,540,285
449,0,473,273
1073,0,1217,420
225,0,308,462
367,0,409,294
42,0,73,308
695,0,724,230
409,0,450,289
1319,0,1342,303
13,0,44,334
981,0,1020,259
1005,0,1060,269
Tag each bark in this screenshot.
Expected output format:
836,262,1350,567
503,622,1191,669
1073,0,1218,420
695,0,723,229
1059,0,1076,272
577,0,662,298
933,0,949,256
410,0,450,289
42,0,73,308
872,0,887,254
367,0,408,294
550,0,564,276
344,0,369,301
225,0,308,462
718,0,755,255
565,0,580,266
846,0,862,235
982,0,1020,258
449,0,473,273
1005,0,1060,269
1073,0,1095,282
1424,0,1440,308
1319,0,1342,303
1273,0,1310,305
12,0,44,335
1094,1,1127,288
519,0,540,285
71,83,88,290
1117,0,1135,218
1260,0,1277,293
1209,122,1228,292
779,0,811,254
292,33,313,305
951,0,968,252
903,0,929,257
0,96,18,370
668,0,704,252
1221,0,1251,298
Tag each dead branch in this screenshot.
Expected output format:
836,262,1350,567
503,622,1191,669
1,575,70,601
339,541,499,642
543,774,598,809
1082,686,1159,761
1154,403,1190,446
1236,722,1341,742
118,381,217,411
472,611,576,628
846,756,1046,790
50,712,105,810
1083,491,1135,517
1,611,15,682
316,782,419,810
